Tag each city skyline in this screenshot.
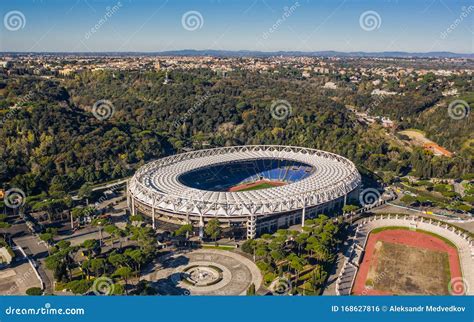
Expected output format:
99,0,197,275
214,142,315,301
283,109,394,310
1,0,473,54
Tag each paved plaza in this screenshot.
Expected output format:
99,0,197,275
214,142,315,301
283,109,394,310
143,249,262,295
0,251,42,295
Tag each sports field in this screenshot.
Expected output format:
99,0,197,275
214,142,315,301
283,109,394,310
352,228,463,295
228,180,286,192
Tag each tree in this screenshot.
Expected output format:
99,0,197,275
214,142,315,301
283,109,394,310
26,287,43,296
288,254,307,283
39,233,54,244
400,195,417,206
129,226,155,253
135,280,157,295
45,245,78,282
90,258,106,277
294,233,308,256
67,279,92,295
104,224,125,247
0,221,11,229
0,215,9,228
130,214,144,225
241,239,257,254
174,224,193,238
246,283,256,295
71,206,95,222
110,283,125,295
342,204,358,214
114,266,133,295
56,240,71,250
108,252,128,268
125,249,146,276
204,218,221,242
82,239,100,257
92,218,108,247
78,182,93,201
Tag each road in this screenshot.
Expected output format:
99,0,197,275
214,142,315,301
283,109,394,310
70,178,129,200
11,223,54,294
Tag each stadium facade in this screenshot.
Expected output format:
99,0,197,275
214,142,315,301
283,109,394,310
127,145,361,239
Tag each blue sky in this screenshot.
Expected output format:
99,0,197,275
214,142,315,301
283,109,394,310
1,0,473,53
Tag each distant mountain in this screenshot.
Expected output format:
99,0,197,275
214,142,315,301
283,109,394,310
153,50,473,59
3,50,473,58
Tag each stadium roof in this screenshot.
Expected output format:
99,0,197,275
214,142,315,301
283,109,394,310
129,145,361,217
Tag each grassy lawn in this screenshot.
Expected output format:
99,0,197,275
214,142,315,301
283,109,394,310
202,245,236,251
400,128,426,135
368,240,450,295
238,182,276,191
401,184,450,203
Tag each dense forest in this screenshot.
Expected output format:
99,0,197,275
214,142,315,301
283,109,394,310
0,68,472,196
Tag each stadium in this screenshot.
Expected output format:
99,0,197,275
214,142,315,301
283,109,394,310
127,145,361,239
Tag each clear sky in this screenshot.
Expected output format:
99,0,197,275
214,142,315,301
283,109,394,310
1,0,473,53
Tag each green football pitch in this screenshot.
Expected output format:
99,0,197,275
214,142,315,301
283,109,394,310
236,182,277,191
